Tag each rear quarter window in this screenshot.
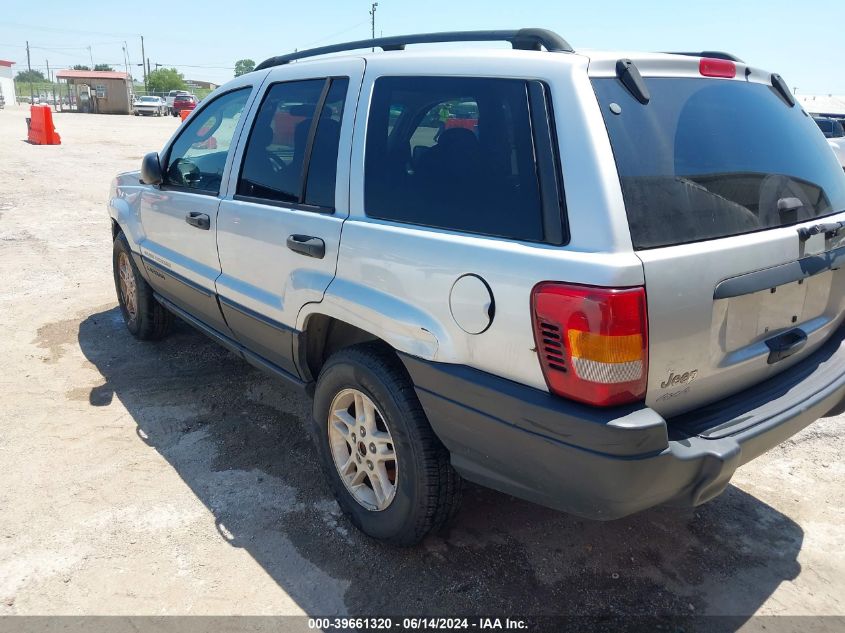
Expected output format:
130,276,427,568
364,76,558,242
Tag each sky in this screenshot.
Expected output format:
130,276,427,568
1,0,843,94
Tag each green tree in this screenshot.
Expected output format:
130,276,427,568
15,69,45,82
234,59,255,77
72,64,90,71
147,67,185,93
93,64,114,72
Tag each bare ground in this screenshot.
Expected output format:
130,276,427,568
0,105,843,623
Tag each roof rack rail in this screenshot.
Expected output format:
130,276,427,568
255,28,573,71
666,51,745,63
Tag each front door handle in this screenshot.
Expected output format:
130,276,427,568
286,234,325,259
185,212,210,230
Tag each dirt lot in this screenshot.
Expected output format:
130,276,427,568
0,105,843,625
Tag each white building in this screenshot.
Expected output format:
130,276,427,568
0,60,16,104
798,94,845,117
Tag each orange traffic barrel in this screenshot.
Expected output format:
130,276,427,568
180,109,191,121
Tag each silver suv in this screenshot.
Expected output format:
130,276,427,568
108,29,845,545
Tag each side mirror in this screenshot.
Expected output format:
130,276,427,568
140,152,163,185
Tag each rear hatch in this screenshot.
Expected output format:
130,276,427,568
590,57,845,418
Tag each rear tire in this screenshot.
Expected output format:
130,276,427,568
112,231,173,340
311,343,462,546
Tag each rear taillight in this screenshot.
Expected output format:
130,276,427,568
699,57,736,78
531,283,648,407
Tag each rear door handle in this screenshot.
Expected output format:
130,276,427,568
185,212,210,230
286,234,325,259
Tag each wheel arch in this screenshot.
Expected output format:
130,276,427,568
108,177,146,251
296,303,440,385
296,314,389,384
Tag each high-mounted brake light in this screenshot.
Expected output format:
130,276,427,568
531,283,648,407
699,57,736,78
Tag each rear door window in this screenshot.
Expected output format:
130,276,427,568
303,78,349,208
593,78,845,249
364,76,563,243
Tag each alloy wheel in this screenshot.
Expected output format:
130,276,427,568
117,251,138,321
327,388,398,511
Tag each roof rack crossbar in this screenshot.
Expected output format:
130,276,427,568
255,28,573,71
666,51,745,63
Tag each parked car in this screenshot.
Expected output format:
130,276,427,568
166,89,192,115
108,29,845,545
814,116,845,169
171,94,197,117
132,95,167,117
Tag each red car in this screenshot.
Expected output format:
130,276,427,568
171,94,197,117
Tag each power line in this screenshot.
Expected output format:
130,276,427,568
297,19,370,49
156,63,234,69
0,22,137,38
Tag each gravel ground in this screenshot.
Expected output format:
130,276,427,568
0,105,843,626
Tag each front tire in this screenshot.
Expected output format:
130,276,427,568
112,232,173,340
312,343,462,546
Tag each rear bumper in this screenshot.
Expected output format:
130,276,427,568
399,325,845,519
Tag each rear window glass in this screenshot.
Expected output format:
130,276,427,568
593,78,845,249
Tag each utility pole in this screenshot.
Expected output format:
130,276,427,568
369,2,378,51
140,35,148,93
46,59,56,110
88,45,94,69
26,40,33,101
123,41,133,81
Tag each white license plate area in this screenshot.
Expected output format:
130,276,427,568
722,271,833,350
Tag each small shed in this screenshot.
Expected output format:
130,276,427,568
56,69,132,114
0,60,15,104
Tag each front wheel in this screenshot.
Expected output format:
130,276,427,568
112,232,173,340
311,344,462,545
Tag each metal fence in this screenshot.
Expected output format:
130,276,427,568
13,80,212,112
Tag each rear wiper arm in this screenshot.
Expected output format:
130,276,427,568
798,220,845,241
